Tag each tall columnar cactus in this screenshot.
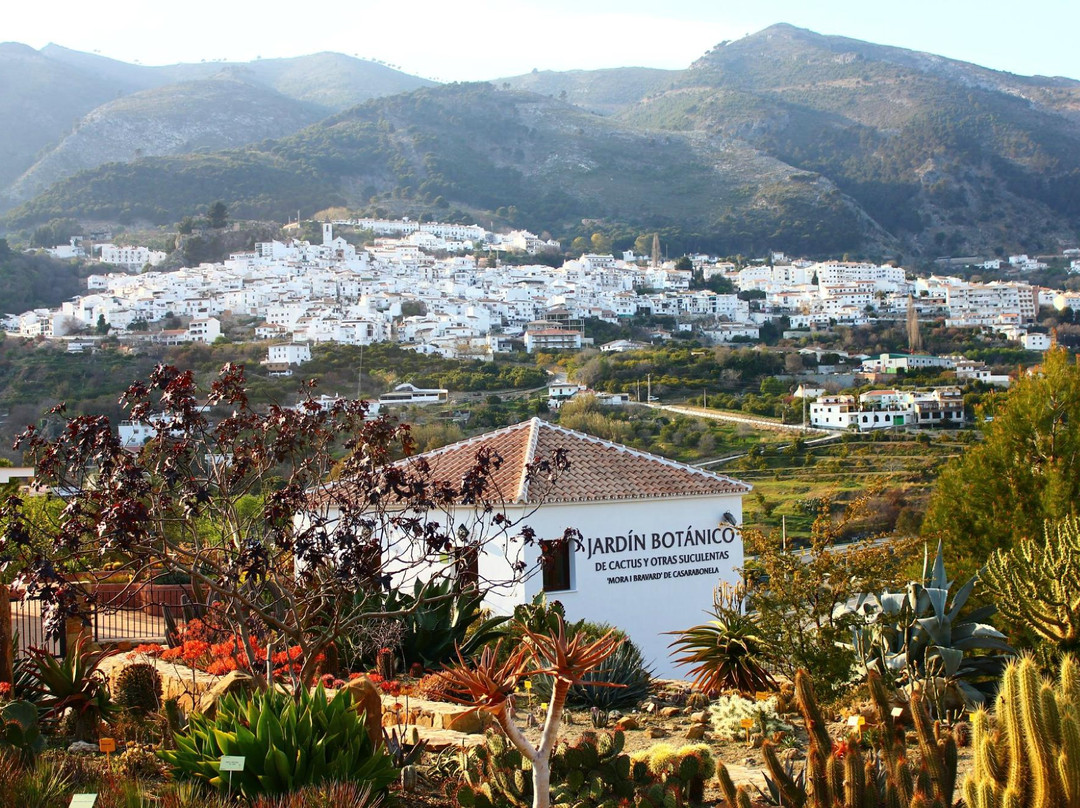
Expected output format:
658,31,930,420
963,654,1080,808
716,669,957,808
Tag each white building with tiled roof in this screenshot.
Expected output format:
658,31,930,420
313,418,751,676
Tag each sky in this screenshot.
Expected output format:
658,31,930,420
5,0,1080,82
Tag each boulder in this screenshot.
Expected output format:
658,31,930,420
614,716,639,731
685,724,706,741
342,675,383,748
195,670,255,717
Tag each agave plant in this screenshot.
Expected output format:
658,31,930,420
850,540,1013,713
26,634,119,741
668,585,775,695
360,578,509,670
160,685,397,798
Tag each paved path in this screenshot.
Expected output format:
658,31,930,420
645,403,829,435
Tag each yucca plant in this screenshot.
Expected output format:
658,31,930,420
668,584,774,694
159,685,397,798
26,634,119,741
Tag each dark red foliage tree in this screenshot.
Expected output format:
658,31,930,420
0,364,570,685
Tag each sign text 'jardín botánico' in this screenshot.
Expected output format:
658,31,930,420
582,524,741,585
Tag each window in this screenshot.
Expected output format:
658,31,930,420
541,539,573,592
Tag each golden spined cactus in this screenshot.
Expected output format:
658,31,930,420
716,669,957,808
963,654,1080,808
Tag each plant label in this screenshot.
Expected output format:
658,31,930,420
740,718,755,729
755,691,770,701
70,796,97,808
220,755,246,772
891,707,904,718
98,738,116,754
847,714,865,727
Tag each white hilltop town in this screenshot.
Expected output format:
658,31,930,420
8,218,1079,434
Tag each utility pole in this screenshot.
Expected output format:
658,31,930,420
647,373,652,402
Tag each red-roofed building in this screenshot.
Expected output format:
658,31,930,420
310,418,751,675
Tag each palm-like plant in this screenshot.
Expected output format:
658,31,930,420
441,615,622,808
668,583,775,694
26,635,119,741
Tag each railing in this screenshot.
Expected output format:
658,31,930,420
11,582,194,659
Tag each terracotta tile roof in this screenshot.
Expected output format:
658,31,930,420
394,417,751,505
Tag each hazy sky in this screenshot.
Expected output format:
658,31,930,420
6,0,1079,82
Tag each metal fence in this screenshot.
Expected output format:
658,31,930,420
12,583,188,658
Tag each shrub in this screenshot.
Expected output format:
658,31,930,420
114,663,163,716
708,694,791,741
159,685,397,798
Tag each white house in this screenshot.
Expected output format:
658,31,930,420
377,383,449,406
311,419,750,676
265,343,313,366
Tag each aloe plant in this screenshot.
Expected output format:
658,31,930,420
26,635,119,741
159,685,397,798
851,541,1013,713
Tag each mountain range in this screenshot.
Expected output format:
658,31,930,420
4,24,1080,259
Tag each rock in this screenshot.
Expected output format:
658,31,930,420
751,733,765,749
689,711,707,724
659,706,681,718
443,708,485,735
67,741,99,754
341,675,384,748
646,726,669,739
685,724,706,740
614,716,639,731
743,757,757,766
195,670,255,718
781,747,805,762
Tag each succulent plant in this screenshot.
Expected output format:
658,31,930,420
667,607,775,695
159,685,397,798
114,662,163,716
850,540,1013,715
963,654,1080,808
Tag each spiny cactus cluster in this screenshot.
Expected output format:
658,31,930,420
114,662,163,716
630,743,715,805
963,654,1080,808
717,669,958,808
454,730,713,808
708,693,791,741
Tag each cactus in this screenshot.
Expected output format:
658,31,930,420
981,517,1080,657
686,692,710,711
962,654,1080,808
459,730,714,808
114,662,163,716
708,693,791,740
717,669,957,808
